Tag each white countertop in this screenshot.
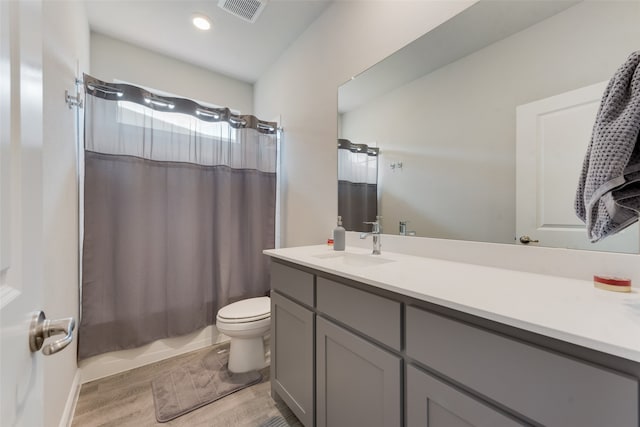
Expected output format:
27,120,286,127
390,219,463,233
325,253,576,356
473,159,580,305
264,245,640,363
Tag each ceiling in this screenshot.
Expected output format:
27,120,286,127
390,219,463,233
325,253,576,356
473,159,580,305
85,0,332,83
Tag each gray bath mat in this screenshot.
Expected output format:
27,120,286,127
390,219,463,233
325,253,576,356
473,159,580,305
151,350,262,422
259,416,290,427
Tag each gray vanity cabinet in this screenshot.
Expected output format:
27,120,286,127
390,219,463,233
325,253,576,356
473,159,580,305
316,317,402,427
269,260,640,427
406,364,525,427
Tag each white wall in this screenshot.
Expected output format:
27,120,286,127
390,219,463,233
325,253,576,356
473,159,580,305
254,0,476,247
90,32,254,114
340,1,640,244
42,1,90,426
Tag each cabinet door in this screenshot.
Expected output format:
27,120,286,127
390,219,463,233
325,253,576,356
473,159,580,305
407,365,525,427
316,317,401,427
271,291,314,427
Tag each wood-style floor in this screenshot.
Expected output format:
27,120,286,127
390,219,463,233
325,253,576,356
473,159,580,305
71,343,302,427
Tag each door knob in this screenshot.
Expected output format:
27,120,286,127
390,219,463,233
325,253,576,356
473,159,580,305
519,235,540,244
29,311,76,355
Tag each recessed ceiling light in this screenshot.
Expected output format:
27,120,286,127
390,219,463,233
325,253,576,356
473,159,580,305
192,14,212,31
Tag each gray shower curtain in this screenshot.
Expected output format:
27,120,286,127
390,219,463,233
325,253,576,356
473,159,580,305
337,140,378,232
78,76,277,359
338,181,378,232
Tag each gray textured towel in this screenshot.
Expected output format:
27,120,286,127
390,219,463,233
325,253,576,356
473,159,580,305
575,51,640,242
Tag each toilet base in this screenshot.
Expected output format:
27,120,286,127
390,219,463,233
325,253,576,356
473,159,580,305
228,336,267,373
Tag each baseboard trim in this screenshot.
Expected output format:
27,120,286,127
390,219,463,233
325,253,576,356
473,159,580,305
59,369,81,427
79,325,229,384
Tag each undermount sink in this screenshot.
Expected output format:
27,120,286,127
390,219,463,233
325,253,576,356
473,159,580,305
311,252,395,267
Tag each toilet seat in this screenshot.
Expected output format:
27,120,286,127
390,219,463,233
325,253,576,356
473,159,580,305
217,296,270,324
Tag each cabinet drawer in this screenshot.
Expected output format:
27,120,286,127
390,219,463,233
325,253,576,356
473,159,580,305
317,277,401,350
270,262,314,307
406,306,638,427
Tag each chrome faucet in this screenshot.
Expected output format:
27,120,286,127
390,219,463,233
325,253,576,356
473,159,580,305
399,220,416,236
399,221,408,235
360,217,382,255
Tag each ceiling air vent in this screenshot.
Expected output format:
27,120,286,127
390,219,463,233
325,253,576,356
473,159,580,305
217,0,268,23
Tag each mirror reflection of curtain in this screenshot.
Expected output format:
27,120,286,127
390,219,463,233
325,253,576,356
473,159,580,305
79,76,278,359
337,139,378,232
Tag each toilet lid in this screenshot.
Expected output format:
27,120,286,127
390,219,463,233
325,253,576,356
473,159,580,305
217,296,270,323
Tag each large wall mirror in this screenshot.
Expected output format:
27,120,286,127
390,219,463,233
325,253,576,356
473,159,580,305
338,0,640,253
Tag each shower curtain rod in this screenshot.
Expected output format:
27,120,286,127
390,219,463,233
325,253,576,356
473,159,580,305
82,73,279,134
338,138,379,156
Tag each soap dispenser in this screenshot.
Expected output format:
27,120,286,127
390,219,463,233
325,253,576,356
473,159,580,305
333,216,346,251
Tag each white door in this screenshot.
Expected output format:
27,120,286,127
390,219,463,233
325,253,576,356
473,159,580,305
516,81,639,253
0,0,46,425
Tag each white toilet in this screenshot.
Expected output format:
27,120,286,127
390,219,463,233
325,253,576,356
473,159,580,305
216,296,271,373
